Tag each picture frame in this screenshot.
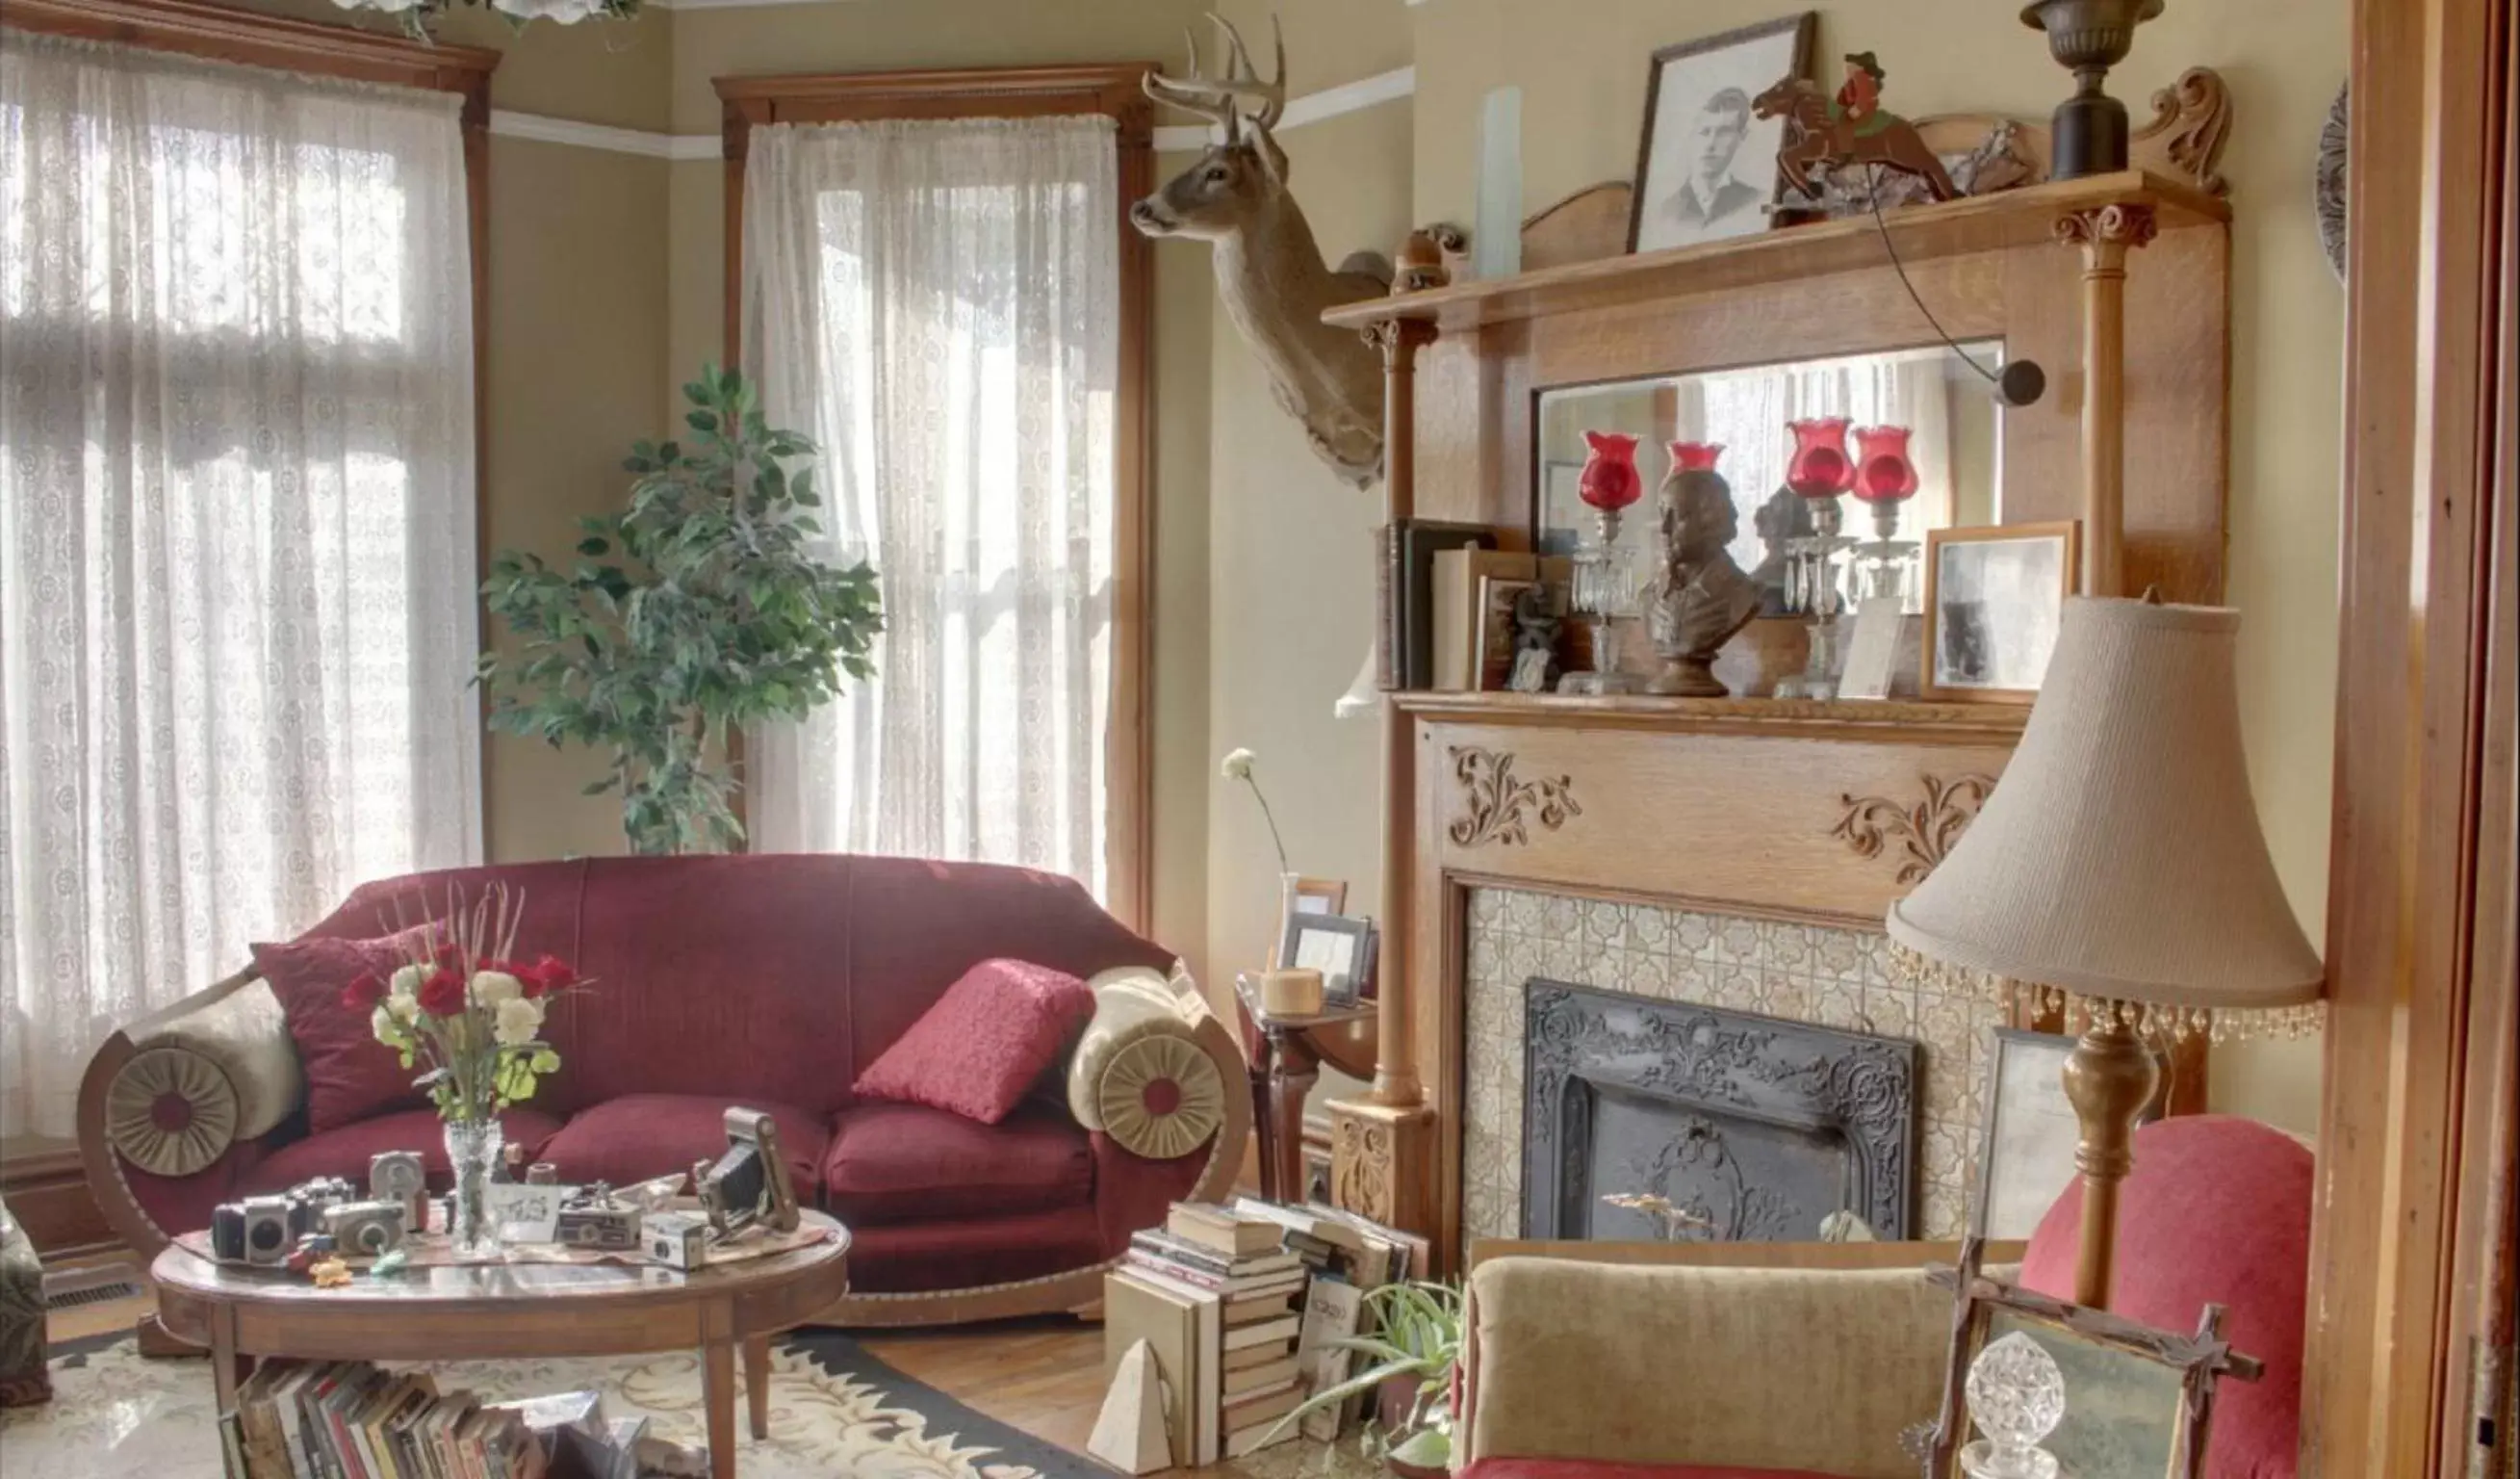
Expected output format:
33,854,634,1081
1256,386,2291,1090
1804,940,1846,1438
1921,521,2083,703
1536,460,1586,557
1475,574,1536,690
1280,913,1378,1007
1926,1241,2263,1479
485,1181,568,1245
1835,595,1909,700
1268,876,1349,971
1627,13,1818,254
1971,1026,2171,1241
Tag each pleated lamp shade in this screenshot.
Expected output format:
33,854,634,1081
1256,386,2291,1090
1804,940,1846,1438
1887,597,2325,1037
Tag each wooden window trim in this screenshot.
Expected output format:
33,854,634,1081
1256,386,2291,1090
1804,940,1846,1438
714,64,1158,930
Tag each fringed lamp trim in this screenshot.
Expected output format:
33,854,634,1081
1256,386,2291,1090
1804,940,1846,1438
1887,939,2327,1043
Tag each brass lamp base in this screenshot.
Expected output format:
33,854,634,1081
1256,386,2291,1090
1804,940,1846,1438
2059,1009,2161,1310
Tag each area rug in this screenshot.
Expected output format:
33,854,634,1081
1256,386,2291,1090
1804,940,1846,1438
0,1330,1108,1479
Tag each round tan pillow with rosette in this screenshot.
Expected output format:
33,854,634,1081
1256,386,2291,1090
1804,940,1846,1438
1093,1032,1225,1160
105,1047,243,1179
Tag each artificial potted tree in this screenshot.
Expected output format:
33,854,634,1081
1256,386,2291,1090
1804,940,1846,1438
478,365,882,854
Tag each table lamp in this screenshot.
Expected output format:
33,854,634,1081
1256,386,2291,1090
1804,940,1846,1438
1887,595,2323,1309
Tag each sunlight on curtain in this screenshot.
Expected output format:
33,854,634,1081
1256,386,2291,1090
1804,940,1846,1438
743,117,1119,896
0,37,480,1136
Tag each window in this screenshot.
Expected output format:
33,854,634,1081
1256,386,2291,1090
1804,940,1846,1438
726,71,1153,919
0,27,485,1136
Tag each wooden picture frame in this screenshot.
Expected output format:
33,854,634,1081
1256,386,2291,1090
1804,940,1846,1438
1971,1026,2170,1241
1926,1239,2262,1479
1921,521,2083,703
1626,13,1817,254
1269,875,1350,970
1281,915,1378,1007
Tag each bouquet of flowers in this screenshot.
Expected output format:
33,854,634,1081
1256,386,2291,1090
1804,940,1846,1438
345,885,579,1122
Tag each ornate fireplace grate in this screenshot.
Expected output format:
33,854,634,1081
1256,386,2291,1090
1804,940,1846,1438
1522,978,1920,1242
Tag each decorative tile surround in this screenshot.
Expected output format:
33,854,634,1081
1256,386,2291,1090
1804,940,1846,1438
1460,886,2001,1243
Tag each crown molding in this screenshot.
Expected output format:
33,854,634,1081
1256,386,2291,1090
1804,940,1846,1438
490,63,1414,161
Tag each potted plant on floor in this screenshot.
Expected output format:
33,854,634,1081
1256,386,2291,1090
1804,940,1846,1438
477,364,884,855
1277,1280,1463,1477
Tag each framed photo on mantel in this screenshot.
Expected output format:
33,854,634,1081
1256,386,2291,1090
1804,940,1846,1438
1628,13,1818,253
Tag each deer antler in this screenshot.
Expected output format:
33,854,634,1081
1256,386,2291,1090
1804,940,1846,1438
1142,13,1285,139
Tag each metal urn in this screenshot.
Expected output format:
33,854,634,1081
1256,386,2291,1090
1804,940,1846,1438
2019,0,2166,178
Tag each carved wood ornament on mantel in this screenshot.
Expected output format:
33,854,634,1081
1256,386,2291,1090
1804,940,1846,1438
1832,773,1998,884
1447,746,1581,848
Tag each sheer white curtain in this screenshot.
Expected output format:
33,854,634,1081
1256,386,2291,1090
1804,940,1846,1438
1675,347,1956,570
0,36,481,1136
742,117,1119,895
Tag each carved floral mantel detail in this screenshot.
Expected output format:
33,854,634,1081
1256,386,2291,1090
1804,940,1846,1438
1832,773,1998,884
1448,746,1581,848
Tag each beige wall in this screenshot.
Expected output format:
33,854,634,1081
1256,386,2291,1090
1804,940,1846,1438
1196,0,2341,1133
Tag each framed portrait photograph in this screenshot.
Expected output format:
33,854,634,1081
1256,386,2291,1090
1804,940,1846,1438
1281,913,1378,1007
1628,13,1817,253
1922,521,2083,702
1971,1026,2170,1241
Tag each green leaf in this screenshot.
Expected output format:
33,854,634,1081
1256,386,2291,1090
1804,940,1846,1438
578,536,610,557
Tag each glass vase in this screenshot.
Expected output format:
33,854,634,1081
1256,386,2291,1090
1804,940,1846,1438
443,1117,504,1260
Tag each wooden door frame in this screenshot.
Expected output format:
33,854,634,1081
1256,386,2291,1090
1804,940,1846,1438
2305,0,2516,1473
713,64,1159,929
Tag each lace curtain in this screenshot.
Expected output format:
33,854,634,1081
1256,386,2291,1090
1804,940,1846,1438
0,37,481,1136
742,117,1120,896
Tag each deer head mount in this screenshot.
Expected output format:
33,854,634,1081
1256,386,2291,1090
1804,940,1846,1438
1134,14,1391,488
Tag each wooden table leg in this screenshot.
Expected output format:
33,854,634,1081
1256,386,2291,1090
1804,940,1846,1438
207,1305,243,1415
1265,1028,1323,1205
703,1336,736,1479
1248,1053,1281,1202
742,1336,770,1440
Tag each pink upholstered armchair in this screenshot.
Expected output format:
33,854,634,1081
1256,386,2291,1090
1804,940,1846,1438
1457,1116,2313,1479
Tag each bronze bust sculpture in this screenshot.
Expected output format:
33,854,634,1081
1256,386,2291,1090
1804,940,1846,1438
1645,447,1763,696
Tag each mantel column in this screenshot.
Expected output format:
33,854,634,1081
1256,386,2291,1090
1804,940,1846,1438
1326,318,1440,1245
2054,203,2156,599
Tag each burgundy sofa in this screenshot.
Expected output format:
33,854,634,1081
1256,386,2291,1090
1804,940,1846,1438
77,854,1249,1325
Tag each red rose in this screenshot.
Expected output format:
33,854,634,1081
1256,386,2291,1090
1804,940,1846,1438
417,966,469,1017
341,972,387,1011
520,954,577,998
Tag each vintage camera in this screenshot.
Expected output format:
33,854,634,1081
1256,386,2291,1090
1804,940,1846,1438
644,1210,709,1271
553,1184,643,1252
321,1199,409,1258
210,1196,297,1266
694,1107,800,1238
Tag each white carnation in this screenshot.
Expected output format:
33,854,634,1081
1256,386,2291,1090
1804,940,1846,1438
1220,747,1255,781
389,964,424,999
493,995,545,1048
471,971,525,1007
387,994,422,1026
371,1004,399,1043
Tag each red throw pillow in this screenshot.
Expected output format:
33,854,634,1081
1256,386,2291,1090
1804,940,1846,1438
255,928,432,1133
852,958,1096,1125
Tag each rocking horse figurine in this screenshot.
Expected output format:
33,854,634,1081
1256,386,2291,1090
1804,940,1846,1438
1754,51,1957,207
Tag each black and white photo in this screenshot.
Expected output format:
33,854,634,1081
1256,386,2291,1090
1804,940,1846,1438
1922,521,2082,702
1279,913,1378,1007
1629,14,1816,253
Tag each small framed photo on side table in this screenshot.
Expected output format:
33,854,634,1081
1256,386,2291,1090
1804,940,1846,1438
1279,914,1379,1007
1922,521,2082,703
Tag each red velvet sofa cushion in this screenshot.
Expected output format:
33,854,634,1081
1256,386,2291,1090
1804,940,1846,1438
823,1101,1093,1226
843,1204,1107,1295
852,959,1094,1124
1462,1461,1850,1479
537,1095,830,1194
254,929,436,1133
2020,1115,2311,1479
243,1108,564,1195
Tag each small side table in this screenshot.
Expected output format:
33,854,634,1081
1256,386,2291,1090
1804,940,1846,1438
1232,978,1376,1205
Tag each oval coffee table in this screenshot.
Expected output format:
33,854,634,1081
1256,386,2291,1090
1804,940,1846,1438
152,1212,851,1479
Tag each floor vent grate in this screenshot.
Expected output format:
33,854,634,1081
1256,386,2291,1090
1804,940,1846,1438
41,1263,144,1310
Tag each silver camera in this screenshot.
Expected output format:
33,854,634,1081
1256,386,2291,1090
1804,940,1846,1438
321,1199,409,1258
237,1196,295,1266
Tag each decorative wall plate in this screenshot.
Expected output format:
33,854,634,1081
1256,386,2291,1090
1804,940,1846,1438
2317,83,2349,283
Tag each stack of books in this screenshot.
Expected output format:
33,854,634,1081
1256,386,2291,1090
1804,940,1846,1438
1104,1203,1309,1464
1230,1198,1415,1440
226,1360,550,1479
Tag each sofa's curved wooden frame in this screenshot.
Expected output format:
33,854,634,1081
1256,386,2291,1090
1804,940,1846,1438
78,967,1252,1330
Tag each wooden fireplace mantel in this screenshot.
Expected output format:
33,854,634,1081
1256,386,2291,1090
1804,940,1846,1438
1319,148,2234,1268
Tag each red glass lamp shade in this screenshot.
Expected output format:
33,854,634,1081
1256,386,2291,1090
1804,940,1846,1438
1579,430,1644,511
1852,425,1919,505
1785,417,1856,500
1669,441,1725,474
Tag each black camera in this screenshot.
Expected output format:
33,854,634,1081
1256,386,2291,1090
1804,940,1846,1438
209,1196,296,1266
